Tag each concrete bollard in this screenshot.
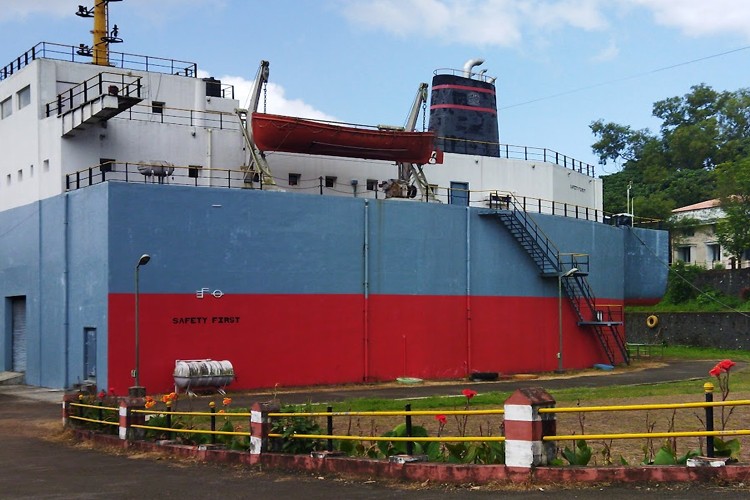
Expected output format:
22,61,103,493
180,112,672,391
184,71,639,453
504,387,557,467
250,401,280,454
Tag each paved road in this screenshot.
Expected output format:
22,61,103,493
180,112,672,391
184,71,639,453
1,360,748,499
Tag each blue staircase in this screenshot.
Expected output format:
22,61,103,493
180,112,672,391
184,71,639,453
480,194,629,365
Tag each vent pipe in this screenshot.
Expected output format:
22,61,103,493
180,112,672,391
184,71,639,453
462,58,485,78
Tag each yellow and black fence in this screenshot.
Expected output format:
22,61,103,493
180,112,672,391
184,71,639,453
63,384,750,466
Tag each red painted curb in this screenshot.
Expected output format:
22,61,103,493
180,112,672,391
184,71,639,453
73,430,748,485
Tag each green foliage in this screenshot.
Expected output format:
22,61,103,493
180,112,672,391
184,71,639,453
649,443,700,465
715,158,750,263
714,437,741,460
594,84,750,216
377,423,429,457
271,404,323,454
663,261,704,304
443,441,505,465
561,439,593,466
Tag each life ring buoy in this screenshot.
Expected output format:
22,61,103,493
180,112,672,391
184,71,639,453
646,315,659,329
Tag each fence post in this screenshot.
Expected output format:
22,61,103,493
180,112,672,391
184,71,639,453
327,405,334,452
119,397,146,440
504,387,556,468
405,403,414,456
62,393,78,427
209,401,216,445
250,401,280,455
704,382,714,457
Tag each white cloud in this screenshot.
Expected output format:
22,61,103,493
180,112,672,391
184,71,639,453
198,71,337,121
625,0,750,39
591,39,619,62
339,0,609,47
0,0,76,21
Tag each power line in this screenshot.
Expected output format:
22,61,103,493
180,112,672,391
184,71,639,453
500,45,750,111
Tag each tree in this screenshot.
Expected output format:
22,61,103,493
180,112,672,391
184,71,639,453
592,84,750,218
715,159,750,268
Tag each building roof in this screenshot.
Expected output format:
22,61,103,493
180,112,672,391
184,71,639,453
672,199,721,213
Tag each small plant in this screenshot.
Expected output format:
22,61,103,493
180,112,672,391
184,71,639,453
561,439,593,466
271,404,323,454
709,359,737,430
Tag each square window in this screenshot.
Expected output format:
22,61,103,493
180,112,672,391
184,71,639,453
325,176,337,188
100,158,115,173
288,173,301,186
1,97,12,118
188,165,202,178
152,101,165,114
17,85,30,109
366,179,378,191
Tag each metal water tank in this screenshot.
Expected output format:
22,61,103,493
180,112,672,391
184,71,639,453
173,359,235,392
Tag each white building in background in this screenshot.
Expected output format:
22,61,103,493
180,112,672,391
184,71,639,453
670,199,750,269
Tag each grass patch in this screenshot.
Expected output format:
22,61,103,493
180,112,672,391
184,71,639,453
291,347,750,412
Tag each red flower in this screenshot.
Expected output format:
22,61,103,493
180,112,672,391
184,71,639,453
97,390,106,400
109,387,115,395
709,365,722,377
462,389,477,400
435,414,447,425
718,359,736,371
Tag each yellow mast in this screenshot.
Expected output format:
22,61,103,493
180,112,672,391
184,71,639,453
92,1,108,66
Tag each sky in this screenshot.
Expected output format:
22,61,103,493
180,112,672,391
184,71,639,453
3,0,750,176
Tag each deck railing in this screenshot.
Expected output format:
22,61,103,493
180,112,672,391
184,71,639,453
1,42,198,81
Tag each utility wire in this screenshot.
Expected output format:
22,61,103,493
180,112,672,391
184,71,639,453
628,227,750,317
500,45,750,111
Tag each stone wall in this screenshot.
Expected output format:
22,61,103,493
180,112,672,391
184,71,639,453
626,312,750,350
693,268,750,298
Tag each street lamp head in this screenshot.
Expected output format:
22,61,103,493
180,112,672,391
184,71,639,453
137,254,151,267
562,267,579,278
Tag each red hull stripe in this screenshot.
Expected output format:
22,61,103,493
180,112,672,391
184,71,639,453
432,84,496,94
430,104,497,114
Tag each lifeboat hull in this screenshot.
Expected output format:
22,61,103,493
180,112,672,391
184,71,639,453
252,112,437,164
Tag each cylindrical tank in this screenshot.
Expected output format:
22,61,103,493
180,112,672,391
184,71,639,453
428,67,500,157
173,359,235,390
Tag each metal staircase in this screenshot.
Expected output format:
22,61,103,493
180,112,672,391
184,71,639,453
480,194,629,365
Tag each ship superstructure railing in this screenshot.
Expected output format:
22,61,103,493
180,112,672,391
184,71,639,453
64,163,617,226
1,42,199,81
440,137,596,177
45,71,143,117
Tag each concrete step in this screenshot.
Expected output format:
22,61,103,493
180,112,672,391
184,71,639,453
0,371,24,385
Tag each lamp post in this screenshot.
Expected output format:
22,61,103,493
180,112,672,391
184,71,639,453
557,267,579,373
130,253,150,397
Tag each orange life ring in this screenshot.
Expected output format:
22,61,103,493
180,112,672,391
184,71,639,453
646,315,659,329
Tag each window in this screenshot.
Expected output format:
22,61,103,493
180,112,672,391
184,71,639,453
43,159,49,173
707,244,721,262
188,165,202,178
17,86,30,109
288,173,301,186
325,176,337,188
29,165,34,178
17,169,23,182
677,246,691,263
366,179,378,191
1,97,12,119
152,101,165,114
99,158,115,173
6,173,11,185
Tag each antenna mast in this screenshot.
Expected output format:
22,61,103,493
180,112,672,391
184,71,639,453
76,0,124,66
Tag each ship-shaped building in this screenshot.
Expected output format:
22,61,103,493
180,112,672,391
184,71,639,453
0,1,667,394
